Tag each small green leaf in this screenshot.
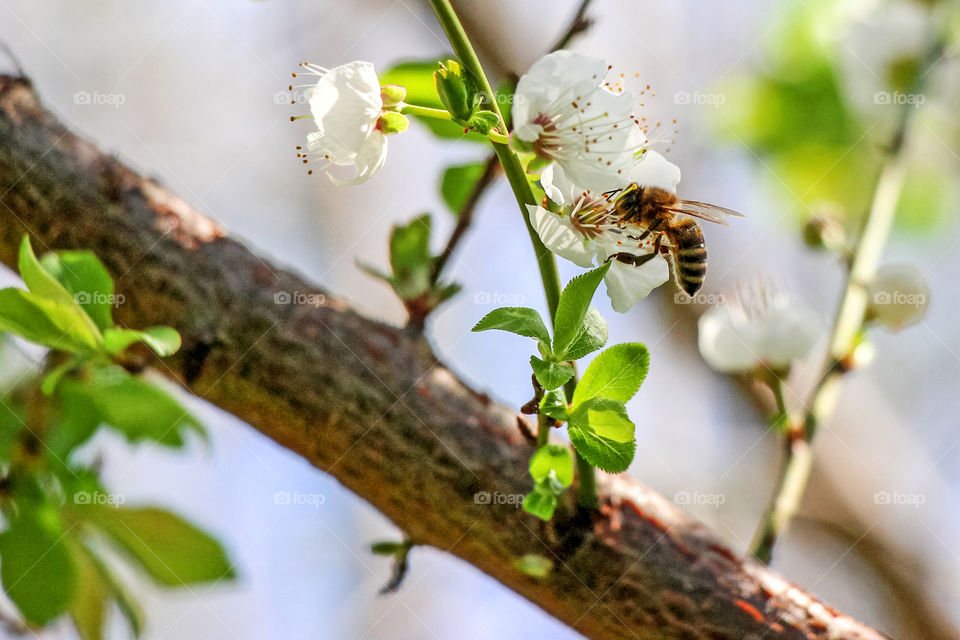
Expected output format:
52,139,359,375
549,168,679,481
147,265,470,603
467,110,499,135
530,356,574,390
539,388,569,421
434,59,476,122
0,288,101,354
567,398,636,473
41,358,80,395
83,506,234,586
552,264,610,359
388,215,432,300
561,307,608,361
40,250,116,331
103,326,182,358
573,343,650,405
68,541,108,640
84,547,143,637
440,162,485,216
57,366,204,447
522,491,557,521
19,236,77,307
472,307,551,346
529,444,573,488
514,553,553,577
0,507,77,625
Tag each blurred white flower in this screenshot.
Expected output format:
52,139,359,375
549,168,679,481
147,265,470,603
867,264,930,330
512,51,678,202
698,284,821,373
292,61,390,185
527,194,670,312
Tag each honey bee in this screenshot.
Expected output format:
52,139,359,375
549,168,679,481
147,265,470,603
603,184,743,296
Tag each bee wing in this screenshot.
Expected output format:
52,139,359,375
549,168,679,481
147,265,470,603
664,200,744,226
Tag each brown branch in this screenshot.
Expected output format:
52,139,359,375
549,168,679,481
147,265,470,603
0,74,890,640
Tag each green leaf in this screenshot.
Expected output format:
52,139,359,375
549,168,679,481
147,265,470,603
513,553,553,577
529,444,573,488
521,491,557,521
440,162,485,216
103,326,182,358
68,541,108,640
561,307,608,361
84,547,143,637
472,307,551,346
530,356,574,390
83,506,234,586
552,264,610,359
573,343,650,405
57,366,204,448
0,507,77,625
434,59,477,122
41,358,81,395
467,109,499,135
539,388,569,421
388,215,433,300
567,398,636,473
19,236,77,307
40,250,116,331
0,288,101,354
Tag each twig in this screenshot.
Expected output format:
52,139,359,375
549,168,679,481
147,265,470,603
550,0,595,52
748,28,945,564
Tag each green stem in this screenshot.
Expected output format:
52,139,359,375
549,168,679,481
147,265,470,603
747,28,943,564
427,0,596,506
399,103,452,120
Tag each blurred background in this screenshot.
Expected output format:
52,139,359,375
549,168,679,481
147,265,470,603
1,0,958,637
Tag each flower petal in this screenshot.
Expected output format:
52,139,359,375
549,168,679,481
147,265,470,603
527,205,595,269
603,254,669,313
628,149,682,193
697,308,761,373
513,51,607,140
753,302,821,368
308,61,382,162
327,133,388,186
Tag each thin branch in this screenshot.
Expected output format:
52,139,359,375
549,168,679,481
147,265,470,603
550,0,596,52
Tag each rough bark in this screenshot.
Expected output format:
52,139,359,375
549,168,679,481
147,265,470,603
0,74,890,640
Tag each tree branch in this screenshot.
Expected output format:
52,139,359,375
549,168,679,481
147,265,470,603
0,74,889,640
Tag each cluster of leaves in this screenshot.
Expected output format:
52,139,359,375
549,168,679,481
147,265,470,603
0,237,232,638
474,264,649,520
717,0,957,234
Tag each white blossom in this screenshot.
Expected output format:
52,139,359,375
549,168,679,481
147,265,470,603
292,61,389,185
698,283,821,374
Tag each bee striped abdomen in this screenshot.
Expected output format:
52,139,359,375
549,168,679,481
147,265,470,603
669,218,708,295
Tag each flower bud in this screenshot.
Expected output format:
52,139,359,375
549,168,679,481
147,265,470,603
803,210,846,252
866,264,929,330
380,84,406,109
376,112,409,135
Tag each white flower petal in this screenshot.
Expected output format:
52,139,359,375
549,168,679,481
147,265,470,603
512,51,607,137
603,254,670,313
698,309,762,373
526,205,595,269
628,149,682,193
752,303,821,368
327,133,388,186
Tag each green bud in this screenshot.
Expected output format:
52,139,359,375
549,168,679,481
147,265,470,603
802,210,847,252
467,109,500,135
377,112,409,135
380,84,406,108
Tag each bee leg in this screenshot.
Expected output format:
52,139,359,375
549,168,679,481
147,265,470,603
607,250,658,268
635,219,664,243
